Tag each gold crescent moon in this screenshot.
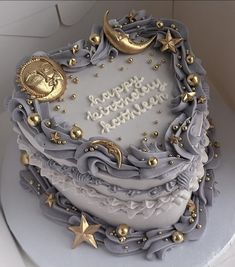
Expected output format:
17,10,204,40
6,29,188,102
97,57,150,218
90,139,123,168
16,57,67,102
103,10,156,54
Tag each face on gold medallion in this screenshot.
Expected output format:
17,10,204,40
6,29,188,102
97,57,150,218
17,57,67,102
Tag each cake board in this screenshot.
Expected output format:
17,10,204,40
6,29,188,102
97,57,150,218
1,87,235,267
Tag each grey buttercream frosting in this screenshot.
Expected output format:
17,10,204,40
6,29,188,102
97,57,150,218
7,9,220,260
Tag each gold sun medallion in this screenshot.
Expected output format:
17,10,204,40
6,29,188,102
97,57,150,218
16,56,67,102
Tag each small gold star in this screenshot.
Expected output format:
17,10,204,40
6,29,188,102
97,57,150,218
187,200,196,213
181,92,196,103
45,193,56,208
50,132,61,143
169,135,181,144
126,11,137,23
159,30,183,53
68,215,101,249
197,95,206,104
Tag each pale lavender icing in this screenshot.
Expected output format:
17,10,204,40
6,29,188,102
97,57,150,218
7,10,220,260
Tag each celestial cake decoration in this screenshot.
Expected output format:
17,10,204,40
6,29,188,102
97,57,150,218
159,29,183,53
103,10,156,54
45,193,56,208
68,214,100,249
70,44,79,55
9,8,221,261
89,139,123,168
27,113,41,127
89,33,101,46
181,91,196,103
16,56,67,102
171,231,184,244
70,124,83,140
20,151,29,166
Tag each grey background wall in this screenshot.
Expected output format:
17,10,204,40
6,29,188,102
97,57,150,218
0,1,234,112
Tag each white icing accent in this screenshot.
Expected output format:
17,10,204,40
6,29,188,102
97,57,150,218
17,136,194,230
99,92,168,134
48,48,175,148
86,76,168,134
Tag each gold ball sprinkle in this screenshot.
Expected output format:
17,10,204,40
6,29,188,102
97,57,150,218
68,58,77,66
70,94,77,100
89,33,101,46
27,113,41,127
196,224,202,229
45,120,51,127
152,131,159,137
20,151,29,166
147,157,158,167
187,74,200,87
26,99,33,105
153,64,160,70
72,77,79,84
54,105,60,111
171,231,184,244
116,224,129,237
156,21,164,29
70,125,83,140
71,44,79,55
127,57,133,63
186,54,194,64
189,218,195,224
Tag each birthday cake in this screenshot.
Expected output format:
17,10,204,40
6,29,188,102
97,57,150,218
7,10,220,260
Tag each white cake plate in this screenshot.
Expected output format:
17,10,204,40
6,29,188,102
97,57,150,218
1,86,235,267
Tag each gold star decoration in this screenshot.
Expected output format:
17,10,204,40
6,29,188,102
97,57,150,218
126,11,137,23
159,29,183,53
50,132,61,143
68,215,101,249
187,200,196,213
169,135,181,145
45,193,56,208
197,95,206,104
181,91,196,103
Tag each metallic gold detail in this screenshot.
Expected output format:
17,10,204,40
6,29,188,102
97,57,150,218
186,54,194,64
171,231,184,244
156,20,164,29
89,33,101,46
116,224,129,237
68,214,100,249
45,193,56,208
17,56,67,102
181,92,196,103
147,157,158,167
70,125,83,140
20,151,29,166
70,94,77,100
54,105,60,111
103,10,156,54
127,57,133,63
72,77,79,84
126,11,137,23
90,139,123,168
197,95,206,104
169,135,181,145
71,44,79,55
187,200,196,213
187,74,200,87
50,132,62,144
68,58,77,66
159,29,183,53
27,113,41,127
